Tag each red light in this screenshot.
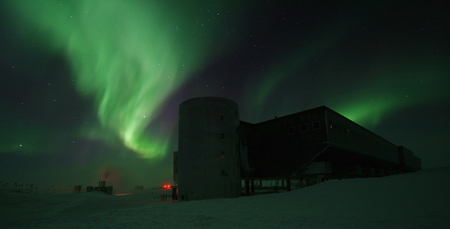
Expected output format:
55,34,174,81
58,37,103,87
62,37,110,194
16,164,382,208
163,184,171,189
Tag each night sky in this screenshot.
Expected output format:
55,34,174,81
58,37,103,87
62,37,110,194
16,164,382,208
1,0,449,191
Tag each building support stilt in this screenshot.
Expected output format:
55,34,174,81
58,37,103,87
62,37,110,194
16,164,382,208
287,178,291,191
245,179,250,196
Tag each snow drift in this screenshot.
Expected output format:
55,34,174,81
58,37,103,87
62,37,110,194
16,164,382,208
1,167,449,228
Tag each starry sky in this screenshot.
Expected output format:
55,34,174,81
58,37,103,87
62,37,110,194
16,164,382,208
1,0,449,191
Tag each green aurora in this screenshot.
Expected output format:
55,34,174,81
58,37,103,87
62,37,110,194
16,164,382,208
8,0,245,158
2,1,449,188
244,2,449,127
247,52,448,127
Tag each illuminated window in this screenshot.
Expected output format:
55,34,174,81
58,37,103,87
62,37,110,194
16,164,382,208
300,124,307,132
288,126,295,135
312,121,321,130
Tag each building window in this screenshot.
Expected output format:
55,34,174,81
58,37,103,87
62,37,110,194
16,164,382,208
220,115,224,121
221,151,225,158
288,126,295,135
220,133,225,139
329,124,333,129
221,170,228,177
300,124,307,132
312,121,321,130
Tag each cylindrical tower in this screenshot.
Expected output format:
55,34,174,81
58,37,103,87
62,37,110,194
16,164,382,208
178,97,240,201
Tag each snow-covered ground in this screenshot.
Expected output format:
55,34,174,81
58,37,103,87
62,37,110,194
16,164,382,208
1,167,449,229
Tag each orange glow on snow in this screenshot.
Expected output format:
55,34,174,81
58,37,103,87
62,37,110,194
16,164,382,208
114,193,132,196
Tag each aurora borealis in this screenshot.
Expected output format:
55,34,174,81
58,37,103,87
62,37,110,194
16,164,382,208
1,0,449,191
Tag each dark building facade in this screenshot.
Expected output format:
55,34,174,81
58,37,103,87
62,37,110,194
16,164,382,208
176,97,422,200
239,106,422,179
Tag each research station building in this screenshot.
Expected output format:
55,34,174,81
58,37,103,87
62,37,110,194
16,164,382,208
176,97,421,201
